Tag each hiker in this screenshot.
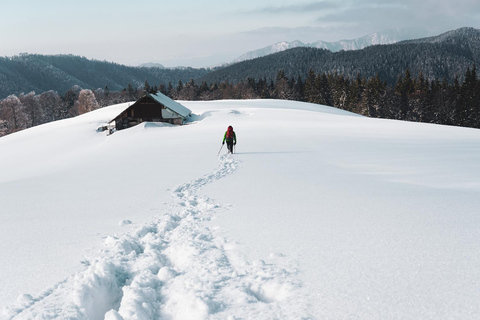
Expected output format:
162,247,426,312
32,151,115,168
222,125,237,154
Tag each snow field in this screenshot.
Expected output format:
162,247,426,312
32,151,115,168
2,99,480,319
5,154,308,319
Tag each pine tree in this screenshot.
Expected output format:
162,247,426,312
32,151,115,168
159,83,167,95
463,64,480,127
143,80,151,94
273,70,290,100
167,82,174,97
127,83,135,100
293,76,304,101
304,69,317,103
177,80,184,92
64,86,79,109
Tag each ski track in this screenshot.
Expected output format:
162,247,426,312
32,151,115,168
4,155,310,320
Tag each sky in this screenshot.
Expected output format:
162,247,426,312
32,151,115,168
1,0,479,68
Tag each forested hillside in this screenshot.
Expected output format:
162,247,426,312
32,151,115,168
199,28,480,85
0,54,209,99
1,28,480,137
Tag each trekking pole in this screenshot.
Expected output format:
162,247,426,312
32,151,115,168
217,143,224,155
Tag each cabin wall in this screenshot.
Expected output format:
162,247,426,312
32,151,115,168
131,100,163,119
112,96,184,130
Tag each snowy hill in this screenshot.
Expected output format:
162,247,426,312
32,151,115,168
232,29,415,63
1,100,480,319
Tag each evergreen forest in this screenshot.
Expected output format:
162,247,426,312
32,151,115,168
1,65,479,137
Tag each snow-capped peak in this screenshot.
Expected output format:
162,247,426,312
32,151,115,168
232,29,422,63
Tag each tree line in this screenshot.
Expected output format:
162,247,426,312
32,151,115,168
1,65,479,137
158,65,480,129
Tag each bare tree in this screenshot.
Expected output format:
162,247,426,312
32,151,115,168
0,94,26,134
38,90,63,122
18,92,39,127
235,82,258,99
70,89,99,116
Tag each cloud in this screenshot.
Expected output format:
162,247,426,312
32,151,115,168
238,25,360,43
246,1,340,14
316,4,406,27
241,26,339,36
314,0,480,36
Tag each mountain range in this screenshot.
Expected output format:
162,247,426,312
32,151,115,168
200,27,480,85
0,55,208,99
231,29,420,63
0,27,478,100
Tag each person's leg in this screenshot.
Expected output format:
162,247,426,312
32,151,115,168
227,140,233,153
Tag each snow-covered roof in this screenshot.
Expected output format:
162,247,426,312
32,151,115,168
108,92,191,125
148,92,191,118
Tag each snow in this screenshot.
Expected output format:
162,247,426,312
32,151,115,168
1,99,480,319
148,92,191,119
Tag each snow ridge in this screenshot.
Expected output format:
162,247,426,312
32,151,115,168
5,155,308,320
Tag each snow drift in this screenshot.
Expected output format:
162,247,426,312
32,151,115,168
1,99,480,319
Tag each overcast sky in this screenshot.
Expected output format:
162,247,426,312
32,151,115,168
1,0,479,67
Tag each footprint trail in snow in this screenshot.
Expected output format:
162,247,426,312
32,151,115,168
5,155,310,320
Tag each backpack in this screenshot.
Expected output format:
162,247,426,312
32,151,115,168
226,126,234,139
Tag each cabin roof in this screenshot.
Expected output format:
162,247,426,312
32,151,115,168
149,92,191,118
109,92,191,123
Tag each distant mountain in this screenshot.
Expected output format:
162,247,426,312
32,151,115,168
200,27,480,86
138,62,166,68
2,28,478,101
311,29,419,51
232,29,419,63
232,40,306,63
137,63,204,70
0,54,208,99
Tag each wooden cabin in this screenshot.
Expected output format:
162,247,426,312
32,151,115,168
109,92,191,131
